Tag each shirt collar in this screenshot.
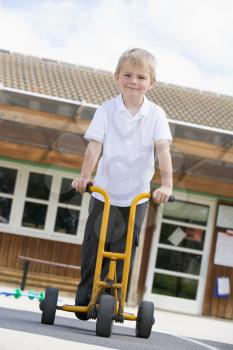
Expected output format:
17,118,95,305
116,94,150,119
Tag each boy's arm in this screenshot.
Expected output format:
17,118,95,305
72,140,102,192
152,140,173,203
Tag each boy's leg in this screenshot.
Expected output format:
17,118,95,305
75,197,103,308
75,197,118,316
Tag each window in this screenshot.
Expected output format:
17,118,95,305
0,160,89,244
22,172,52,229
159,223,206,251
153,273,198,300
163,200,209,225
54,177,83,235
0,166,17,224
152,199,210,301
26,172,52,200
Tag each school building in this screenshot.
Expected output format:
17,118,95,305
0,50,232,319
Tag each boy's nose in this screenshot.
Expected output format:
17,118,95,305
130,76,137,84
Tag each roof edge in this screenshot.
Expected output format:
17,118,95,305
0,85,99,109
168,118,233,136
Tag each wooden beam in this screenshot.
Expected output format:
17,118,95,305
1,105,233,165
0,103,89,134
173,137,233,164
0,140,83,169
173,174,233,198
153,173,233,199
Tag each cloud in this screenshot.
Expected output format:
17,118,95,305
147,0,233,69
0,3,51,56
0,0,232,96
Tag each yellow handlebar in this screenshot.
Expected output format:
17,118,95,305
85,183,175,203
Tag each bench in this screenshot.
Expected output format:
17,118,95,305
17,255,80,290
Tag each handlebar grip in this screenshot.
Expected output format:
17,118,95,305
85,182,93,193
168,195,175,202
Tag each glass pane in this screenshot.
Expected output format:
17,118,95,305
0,197,12,224
156,248,202,275
153,273,198,300
54,207,80,235
160,223,205,250
59,178,82,206
26,172,52,200
0,167,17,194
163,201,209,225
22,202,47,229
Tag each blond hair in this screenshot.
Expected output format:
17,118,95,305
115,48,156,83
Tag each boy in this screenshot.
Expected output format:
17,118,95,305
72,48,173,319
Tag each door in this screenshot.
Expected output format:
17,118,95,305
144,192,216,314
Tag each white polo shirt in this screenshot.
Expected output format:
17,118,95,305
84,94,172,206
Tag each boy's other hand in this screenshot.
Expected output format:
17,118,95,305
152,186,172,203
71,177,90,193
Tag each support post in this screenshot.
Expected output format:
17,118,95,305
21,260,30,290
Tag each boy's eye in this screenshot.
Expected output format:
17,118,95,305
124,74,131,77
138,76,146,80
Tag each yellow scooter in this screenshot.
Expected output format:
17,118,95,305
39,184,174,338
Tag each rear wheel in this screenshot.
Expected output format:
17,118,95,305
96,295,115,337
136,301,155,338
41,287,58,325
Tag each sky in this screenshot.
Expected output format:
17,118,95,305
0,0,232,97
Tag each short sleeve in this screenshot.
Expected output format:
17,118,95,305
84,105,107,143
154,107,172,142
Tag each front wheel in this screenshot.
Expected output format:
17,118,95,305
41,287,58,325
136,301,155,338
96,295,115,337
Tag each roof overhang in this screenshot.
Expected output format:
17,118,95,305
169,118,233,136
0,86,98,119
1,85,233,136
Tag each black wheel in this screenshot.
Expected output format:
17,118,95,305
39,300,44,311
96,295,115,337
41,287,58,325
136,301,155,338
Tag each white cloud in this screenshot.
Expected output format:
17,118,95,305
147,0,233,69
156,48,204,86
0,0,232,96
0,4,51,56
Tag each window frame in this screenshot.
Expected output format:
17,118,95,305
0,159,89,244
144,190,217,314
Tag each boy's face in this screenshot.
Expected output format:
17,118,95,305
115,62,154,100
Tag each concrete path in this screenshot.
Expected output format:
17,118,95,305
0,286,232,350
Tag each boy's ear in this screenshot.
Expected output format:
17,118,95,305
149,80,155,90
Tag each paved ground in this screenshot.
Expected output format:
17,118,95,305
0,286,232,350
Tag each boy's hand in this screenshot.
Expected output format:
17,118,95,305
71,177,90,193
152,186,172,203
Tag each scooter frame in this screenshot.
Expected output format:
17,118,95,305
57,184,151,322
40,185,174,337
